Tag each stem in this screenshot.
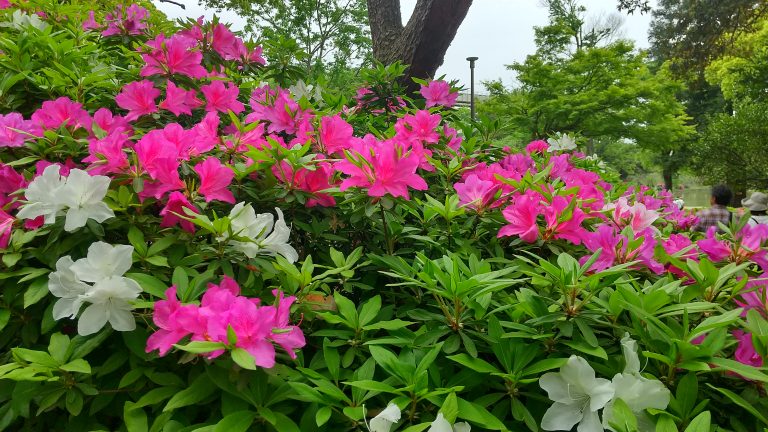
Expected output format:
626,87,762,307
379,203,393,255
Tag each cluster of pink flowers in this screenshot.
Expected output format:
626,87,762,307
697,224,768,271
146,277,305,368
82,4,149,37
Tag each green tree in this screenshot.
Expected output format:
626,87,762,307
706,17,768,103
481,1,692,188
198,0,371,83
694,102,768,201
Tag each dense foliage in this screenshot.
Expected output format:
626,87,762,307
0,2,767,432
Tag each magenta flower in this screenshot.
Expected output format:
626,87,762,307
200,81,244,114
733,330,763,368
193,157,235,204
102,4,149,37
82,11,99,31
499,191,543,243
146,287,205,356
609,197,660,232
160,192,199,233
134,133,184,199
188,112,220,155
737,279,767,318
318,114,354,155
267,290,306,358
454,174,499,212
395,110,441,144
582,225,663,274
335,136,427,200
0,0,11,10
419,80,458,108
0,113,39,148
273,160,336,207
211,23,265,65
0,209,12,249
662,234,698,278
31,97,91,131
92,108,130,136
696,227,731,262
543,195,589,245
525,140,549,154
141,34,207,79
159,81,202,116
82,131,129,175
0,163,27,210
115,80,161,122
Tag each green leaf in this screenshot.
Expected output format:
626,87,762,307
128,226,147,257
315,406,332,427
362,319,415,331
48,333,70,365
323,338,340,380
134,387,179,409
689,308,743,339
562,340,608,359
446,353,501,374
164,374,216,412
124,401,148,432
147,236,177,256
707,384,768,426
126,273,169,298
710,357,768,382
0,309,10,332
441,392,459,423
227,325,238,346
231,348,257,370
23,277,50,308
60,359,91,374
145,256,169,267
358,295,381,328
456,398,506,430
173,341,226,354
607,398,637,432
342,380,401,395
213,411,257,432
521,358,568,376
683,411,711,432
12,348,58,368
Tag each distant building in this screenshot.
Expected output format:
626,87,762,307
454,92,490,107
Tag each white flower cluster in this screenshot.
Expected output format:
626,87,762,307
16,165,115,232
367,404,470,432
48,242,142,336
547,133,578,152
218,203,299,263
539,334,671,432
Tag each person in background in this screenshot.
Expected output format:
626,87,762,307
741,191,768,225
691,184,732,232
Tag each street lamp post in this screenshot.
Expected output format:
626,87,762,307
466,56,478,121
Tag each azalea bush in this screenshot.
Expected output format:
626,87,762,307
0,2,767,432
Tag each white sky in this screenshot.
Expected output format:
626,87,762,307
153,0,655,91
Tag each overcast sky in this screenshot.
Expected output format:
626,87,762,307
154,0,655,92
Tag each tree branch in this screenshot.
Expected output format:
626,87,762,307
158,0,185,9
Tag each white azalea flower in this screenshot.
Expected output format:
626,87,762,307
367,403,401,432
78,276,142,335
16,166,114,232
547,133,577,152
16,165,67,224
539,355,615,432
59,169,114,232
69,242,134,283
221,202,299,263
48,256,90,320
602,334,671,432
428,412,471,432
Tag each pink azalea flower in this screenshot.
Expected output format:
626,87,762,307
35,160,77,177
146,287,205,356
0,164,26,210
211,24,252,62
661,233,698,278
697,227,732,262
454,174,499,212
318,114,354,155
419,80,458,108
733,330,763,368
102,4,149,37
91,108,130,136
498,191,543,243
134,134,184,199
335,136,427,200
0,0,11,10
582,225,663,274
0,113,39,148
0,209,12,249
608,197,660,232
273,159,336,207
82,131,129,175
395,110,441,144
268,290,305,358
194,158,235,203
443,125,462,151
31,97,91,131
115,80,160,122
543,195,589,245
200,81,244,114
160,192,198,233
159,81,202,116
82,11,99,30
736,278,767,318
141,34,208,79
525,140,549,154
188,112,220,155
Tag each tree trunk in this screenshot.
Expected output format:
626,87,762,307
367,0,473,91
662,165,674,191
